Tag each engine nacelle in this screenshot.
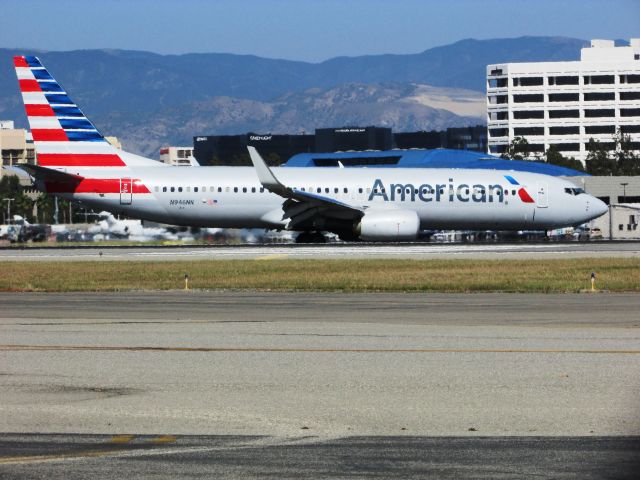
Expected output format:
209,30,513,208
357,209,420,241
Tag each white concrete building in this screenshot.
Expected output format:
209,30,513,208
487,39,640,163
159,146,195,166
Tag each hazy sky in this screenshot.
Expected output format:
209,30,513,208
2,0,638,62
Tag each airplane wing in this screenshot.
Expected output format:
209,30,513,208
248,146,364,229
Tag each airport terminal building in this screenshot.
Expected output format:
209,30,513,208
486,39,640,163
192,126,487,166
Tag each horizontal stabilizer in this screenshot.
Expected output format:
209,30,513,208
14,163,84,183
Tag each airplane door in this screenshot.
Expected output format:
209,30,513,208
120,178,132,205
536,182,548,208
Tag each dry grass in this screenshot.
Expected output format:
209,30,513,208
1,258,639,293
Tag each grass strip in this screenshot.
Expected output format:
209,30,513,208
0,258,638,293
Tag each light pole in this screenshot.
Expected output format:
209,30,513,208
2,198,14,224
620,182,629,202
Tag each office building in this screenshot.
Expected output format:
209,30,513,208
487,39,640,163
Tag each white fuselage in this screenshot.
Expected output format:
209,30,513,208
41,165,607,231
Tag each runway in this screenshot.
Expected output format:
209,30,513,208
1,240,639,261
1,434,638,478
1,291,639,477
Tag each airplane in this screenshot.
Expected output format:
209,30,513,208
86,211,186,242
9,55,608,243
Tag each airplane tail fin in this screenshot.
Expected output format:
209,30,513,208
14,55,163,169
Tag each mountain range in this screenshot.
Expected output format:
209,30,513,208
0,37,587,156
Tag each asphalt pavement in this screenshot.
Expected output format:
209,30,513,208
1,291,639,478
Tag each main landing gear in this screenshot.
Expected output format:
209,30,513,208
295,231,327,244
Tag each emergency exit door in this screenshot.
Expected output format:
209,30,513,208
536,182,548,208
120,178,132,205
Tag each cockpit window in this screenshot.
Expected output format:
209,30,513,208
564,187,585,195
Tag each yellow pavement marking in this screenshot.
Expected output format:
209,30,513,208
0,344,639,354
152,435,177,444
0,436,180,465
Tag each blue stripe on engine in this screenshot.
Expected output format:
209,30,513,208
66,131,104,142
38,82,64,93
59,118,94,129
504,175,520,185
25,56,42,67
45,94,74,105
52,106,85,117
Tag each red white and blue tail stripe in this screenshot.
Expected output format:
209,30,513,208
14,55,165,200
15,55,130,168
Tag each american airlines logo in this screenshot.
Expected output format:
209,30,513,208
368,178,528,203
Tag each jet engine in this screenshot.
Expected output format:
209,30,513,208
356,209,420,241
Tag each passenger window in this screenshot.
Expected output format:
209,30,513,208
154,186,159,192
358,188,363,194
234,187,238,193
504,190,508,196
325,187,329,193
366,188,371,194
178,187,183,192
170,187,175,192
512,190,516,195
334,187,338,194
344,187,348,194
194,187,198,192
225,187,230,192
210,187,215,192
252,187,256,193
317,188,321,193
242,187,247,193
162,187,167,192
301,187,306,191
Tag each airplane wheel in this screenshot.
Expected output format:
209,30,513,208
310,232,327,243
295,232,312,243
296,231,326,244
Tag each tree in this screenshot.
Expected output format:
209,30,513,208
545,145,584,172
34,193,56,224
614,130,640,176
500,136,531,160
585,131,640,176
0,175,33,223
585,138,616,175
